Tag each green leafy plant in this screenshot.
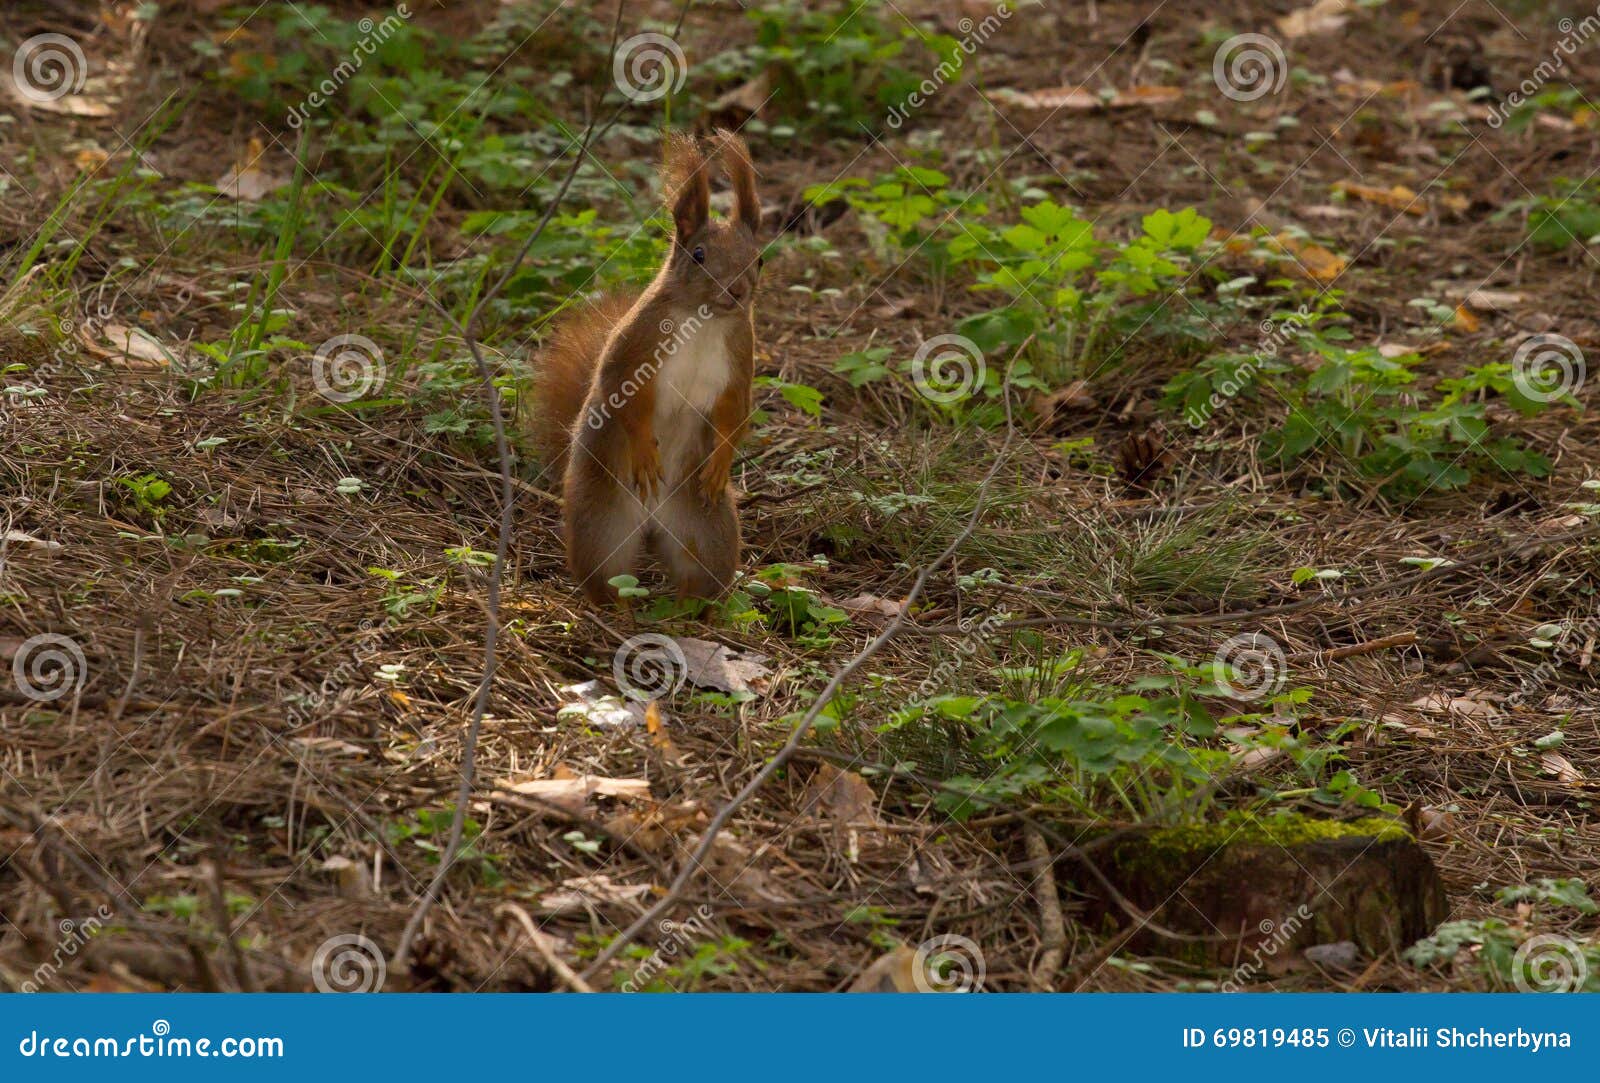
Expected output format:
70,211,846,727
1406,919,1600,992
949,204,1218,382
1162,292,1346,427
717,2,960,137
715,560,848,643
615,936,753,992
890,652,1387,823
1495,878,1598,915
368,567,443,620
1524,177,1600,251
385,806,502,886
805,165,982,272
115,473,172,519
1261,333,1553,494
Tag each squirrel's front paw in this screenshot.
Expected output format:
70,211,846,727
695,457,729,508
628,440,664,500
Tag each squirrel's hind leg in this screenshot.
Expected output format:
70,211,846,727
652,487,739,600
564,478,650,607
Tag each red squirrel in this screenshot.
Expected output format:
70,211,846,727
528,130,762,606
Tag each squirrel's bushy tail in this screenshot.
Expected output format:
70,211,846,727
524,293,636,477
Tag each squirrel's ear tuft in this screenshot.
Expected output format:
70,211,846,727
662,131,710,239
713,129,761,235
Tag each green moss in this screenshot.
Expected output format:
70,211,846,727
1112,811,1412,872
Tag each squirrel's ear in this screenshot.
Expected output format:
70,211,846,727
662,131,709,239
714,129,761,235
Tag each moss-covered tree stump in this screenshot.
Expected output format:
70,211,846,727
1076,814,1447,975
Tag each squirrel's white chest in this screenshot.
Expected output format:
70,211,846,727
653,317,733,470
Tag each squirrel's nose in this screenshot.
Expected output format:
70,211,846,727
726,280,750,304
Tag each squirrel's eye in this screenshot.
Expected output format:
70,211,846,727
691,245,705,263
757,254,765,271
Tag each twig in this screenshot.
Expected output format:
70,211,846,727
576,342,1033,983
1285,630,1418,666
497,903,595,993
203,858,257,992
1022,823,1067,990
109,625,143,725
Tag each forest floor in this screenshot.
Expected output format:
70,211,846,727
0,0,1598,992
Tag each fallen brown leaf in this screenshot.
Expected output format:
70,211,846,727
216,137,289,201
1333,180,1424,215
674,637,772,694
1278,0,1353,38
1030,380,1097,431
835,593,906,624
496,773,651,811
1001,84,1182,111
539,874,651,915
1540,751,1585,785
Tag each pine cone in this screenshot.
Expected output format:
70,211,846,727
1114,428,1173,492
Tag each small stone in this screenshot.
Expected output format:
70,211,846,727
1304,941,1362,970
